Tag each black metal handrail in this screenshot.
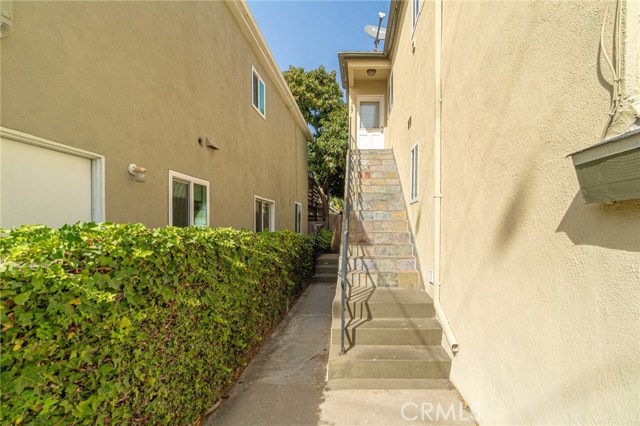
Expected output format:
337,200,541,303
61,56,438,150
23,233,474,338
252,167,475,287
339,124,355,354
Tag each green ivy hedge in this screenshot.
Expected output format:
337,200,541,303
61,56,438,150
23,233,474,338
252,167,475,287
315,229,333,254
1,223,318,425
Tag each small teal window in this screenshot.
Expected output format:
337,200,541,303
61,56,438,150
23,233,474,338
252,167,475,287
252,67,266,117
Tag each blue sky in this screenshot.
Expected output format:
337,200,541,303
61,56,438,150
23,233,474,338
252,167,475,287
247,1,390,74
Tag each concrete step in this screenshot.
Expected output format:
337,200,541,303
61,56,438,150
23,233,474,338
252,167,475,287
351,192,403,202
332,317,442,346
312,272,338,284
327,344,451,379
350,210,406,221
355,171,399,180
349,220,408,233
352,158,397,166
316,264,339,274
325,378,454,391
352,164,398,172
352,149,393,158
317,253,339,266
353,152,393,159
352,177,400,186
350,231,410,244
333,287,435,318
354,184,401,194
351,200,406,211
349,255,416,271
354,149,393,155
346,269,420,287
347,243,414,256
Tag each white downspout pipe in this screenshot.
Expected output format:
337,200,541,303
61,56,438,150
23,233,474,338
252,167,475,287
433,0,459,355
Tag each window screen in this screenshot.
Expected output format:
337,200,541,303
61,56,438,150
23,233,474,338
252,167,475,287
172,180,189,227
360,101,380,128
193,183,207,226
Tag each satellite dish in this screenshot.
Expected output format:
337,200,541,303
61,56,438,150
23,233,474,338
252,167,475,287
364,25,386,40
364,12,386,52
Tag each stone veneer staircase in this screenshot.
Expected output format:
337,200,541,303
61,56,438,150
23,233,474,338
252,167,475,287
327,149,452,390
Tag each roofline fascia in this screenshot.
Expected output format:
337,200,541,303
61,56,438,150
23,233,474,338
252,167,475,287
337,51,386,89
226,1,313,141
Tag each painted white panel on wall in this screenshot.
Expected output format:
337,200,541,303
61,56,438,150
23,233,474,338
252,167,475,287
1,138,92,228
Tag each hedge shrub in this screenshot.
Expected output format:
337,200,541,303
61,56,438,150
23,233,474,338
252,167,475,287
315,229,333,254
0,223,317,425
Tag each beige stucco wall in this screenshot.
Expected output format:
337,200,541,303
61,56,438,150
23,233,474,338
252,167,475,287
0,1,308,232
348,0,640,423
439,1,640,423
385,1,438,301
347,79,389,123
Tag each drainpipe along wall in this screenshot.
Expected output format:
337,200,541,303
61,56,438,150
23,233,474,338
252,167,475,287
433,0,459,355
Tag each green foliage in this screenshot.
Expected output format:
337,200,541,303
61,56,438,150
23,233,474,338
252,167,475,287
283,66,348,202
331,196,344,213
282,65,343,134
0,223,314,425
314,229,333,254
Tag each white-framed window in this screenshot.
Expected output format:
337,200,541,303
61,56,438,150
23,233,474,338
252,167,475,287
254,196,275,232
388,71,394,117
294,202,302,234
410,142,419,203
252,66,266,118
169,170,209,227
412,0,421,34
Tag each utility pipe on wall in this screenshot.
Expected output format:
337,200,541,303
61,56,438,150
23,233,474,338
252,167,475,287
433,0,459,355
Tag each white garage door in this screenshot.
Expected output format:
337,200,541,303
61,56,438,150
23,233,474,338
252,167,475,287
0,130,103,229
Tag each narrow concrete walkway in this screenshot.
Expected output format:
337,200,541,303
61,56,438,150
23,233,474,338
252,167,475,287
205,280,334,426
205,280,477,426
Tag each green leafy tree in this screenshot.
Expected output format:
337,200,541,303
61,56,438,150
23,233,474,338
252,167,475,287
283,66,348,219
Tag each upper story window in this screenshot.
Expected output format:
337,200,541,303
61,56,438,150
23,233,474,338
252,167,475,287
169,170,209,227
252,66,266,118
412,0,421,34
410,142,419,203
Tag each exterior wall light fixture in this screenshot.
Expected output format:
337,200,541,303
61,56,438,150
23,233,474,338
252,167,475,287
128,163,146,183
367,69,377,76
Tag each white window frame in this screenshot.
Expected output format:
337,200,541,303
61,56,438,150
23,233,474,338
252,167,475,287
0,126,105,223
252,66,266,119
388,71,394,117
168,170,210,227
412,0,421,35
254,196,275,232
409,141,419,203
294,201,302,234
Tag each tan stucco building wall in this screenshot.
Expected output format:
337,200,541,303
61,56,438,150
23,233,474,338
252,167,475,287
344,0,640,423
1,1,309,232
